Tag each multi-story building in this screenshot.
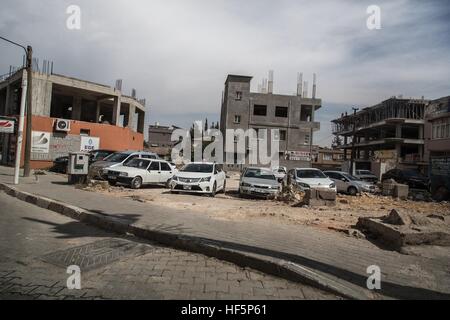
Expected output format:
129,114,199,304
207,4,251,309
312,147,345,171
0,67,146,169
331,97,429,175
425,96,450,200
146,124,180,160
220,74,321,169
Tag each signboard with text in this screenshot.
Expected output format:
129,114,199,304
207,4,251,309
80,136,100,152
31,131,51,154
0,118,15,134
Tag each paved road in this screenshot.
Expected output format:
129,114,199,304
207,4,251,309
1,167,448,299
0,192,337,300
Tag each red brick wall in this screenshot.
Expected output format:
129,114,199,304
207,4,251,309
20,116,144,169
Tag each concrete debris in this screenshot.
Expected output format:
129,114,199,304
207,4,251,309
357,209,450,250
303,189,336,207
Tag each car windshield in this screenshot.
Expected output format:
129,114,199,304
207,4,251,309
181,163,214,173
125,159,150,169
103,152,130,163
342,173,360,181
296,170,327,179
244,169,276,180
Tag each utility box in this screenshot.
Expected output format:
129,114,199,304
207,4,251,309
68,152,89,184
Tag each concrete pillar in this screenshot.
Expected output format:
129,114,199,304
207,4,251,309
5,85,11,114
396,143,402,162
137,110,145,134
395,124,402,138
72,96,82,120
95,101,101,123
418,126,424,140
112,96,121,126
128,104,136,130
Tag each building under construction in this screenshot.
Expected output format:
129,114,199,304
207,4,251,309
331,97,429,176
220,71,321,169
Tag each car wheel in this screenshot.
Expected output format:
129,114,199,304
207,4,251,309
131,176,143,189
165,178,172,189
348,186,358,196
210,182,217,197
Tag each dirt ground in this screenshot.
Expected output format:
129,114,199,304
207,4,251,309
85,174,450,237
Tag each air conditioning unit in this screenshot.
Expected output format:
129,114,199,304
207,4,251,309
55,119,71,132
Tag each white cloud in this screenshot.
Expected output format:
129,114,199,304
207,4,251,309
1,0,449,146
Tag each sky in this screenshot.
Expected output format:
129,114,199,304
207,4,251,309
1,0,449,146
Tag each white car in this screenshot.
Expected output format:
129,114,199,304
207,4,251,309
170,162,226,197
287,168,337,192
106,158,177,189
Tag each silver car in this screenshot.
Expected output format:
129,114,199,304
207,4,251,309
324,171,376,196
89,151,159,179
239,167,280,198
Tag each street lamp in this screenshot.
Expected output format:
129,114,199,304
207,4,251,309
0,36,33,181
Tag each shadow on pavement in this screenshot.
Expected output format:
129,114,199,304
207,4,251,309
193,236,450,300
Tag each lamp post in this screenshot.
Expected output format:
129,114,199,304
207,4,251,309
0,36,33,181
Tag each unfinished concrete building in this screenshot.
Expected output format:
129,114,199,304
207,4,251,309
331,97,429,175
0,67,146,169
220,72,321,169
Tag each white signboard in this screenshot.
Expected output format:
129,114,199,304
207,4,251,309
80,136,100,152
31,131,51,154
0,119,15,133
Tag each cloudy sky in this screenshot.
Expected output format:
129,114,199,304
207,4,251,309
1,0,449,146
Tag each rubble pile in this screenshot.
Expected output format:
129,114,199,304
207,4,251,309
357,209,450,250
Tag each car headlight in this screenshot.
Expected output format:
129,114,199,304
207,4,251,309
241,182,252,187
330,183,336,189
297,182,310,189
200,176,212,182
119,172,128,177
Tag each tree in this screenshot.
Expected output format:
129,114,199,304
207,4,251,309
215,122,219,130
204,118,209,132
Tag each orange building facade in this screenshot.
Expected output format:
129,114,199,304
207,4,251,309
0,70,146,169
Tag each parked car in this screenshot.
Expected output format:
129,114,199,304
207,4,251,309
324,171,376,196
354,170,378,183
286,168,336,192
105,158,176,189
272,166,287,183
89,151,159,179
170,162,226,197
52,149,115,173
381,169,430,190
239,167,280,199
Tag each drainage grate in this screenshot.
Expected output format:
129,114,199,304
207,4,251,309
41,238,153,272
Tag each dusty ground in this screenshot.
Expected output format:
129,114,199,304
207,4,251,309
85,174,450,237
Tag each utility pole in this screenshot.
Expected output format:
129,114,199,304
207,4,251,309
23,46,33,177
0,36,33,181
349,107,359,175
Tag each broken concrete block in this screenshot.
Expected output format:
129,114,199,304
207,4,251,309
303,189,336,207
383,209,412,226
357,210,450,250
394,184,409,200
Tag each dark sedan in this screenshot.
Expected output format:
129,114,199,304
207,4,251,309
381,169,430,190
52,149,115,173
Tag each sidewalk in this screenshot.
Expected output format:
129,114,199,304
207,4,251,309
1,166,449,299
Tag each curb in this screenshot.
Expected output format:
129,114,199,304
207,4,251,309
0,182,376,300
